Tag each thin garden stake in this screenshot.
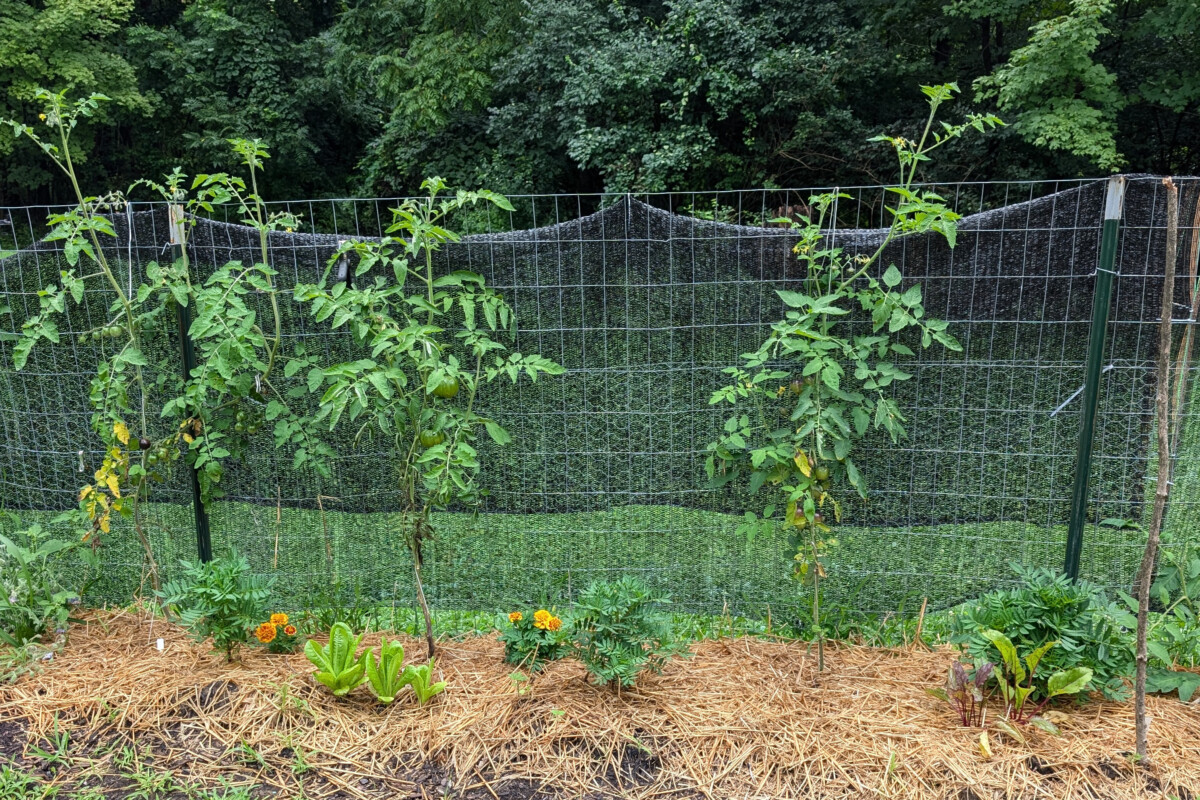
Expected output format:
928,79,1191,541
1065,176,1126,580
1134,177,1179,762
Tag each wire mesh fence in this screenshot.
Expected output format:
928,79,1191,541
1,176,1197,620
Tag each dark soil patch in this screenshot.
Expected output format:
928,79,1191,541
0,718,27,761
1093,758,1122,780
1026,755,1055,777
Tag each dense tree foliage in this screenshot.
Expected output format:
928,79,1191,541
2,0,1199,204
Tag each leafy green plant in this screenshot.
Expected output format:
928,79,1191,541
500,608,569,672
303,577,385,634
406,659,447,704
926,660,993,727
954,565,1135,700
0,521,95,648
2,91,333,590
981,629,1092,732
304,622,369,696
27,714,71,768
0,764,52,800
365,636,411,704
157,550,273,662
705,84,1000,670
125,765,175,800
571,576,683,688
293,176,562,657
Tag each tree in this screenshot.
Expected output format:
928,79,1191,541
0,0,149,203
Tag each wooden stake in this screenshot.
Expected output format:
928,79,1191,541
1135,177,1180,762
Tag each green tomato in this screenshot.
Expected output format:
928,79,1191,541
419,430,446,448
814,465,830,482
431,376,460,399
234,423,245,433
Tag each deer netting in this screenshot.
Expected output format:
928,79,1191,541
1,176,1198,618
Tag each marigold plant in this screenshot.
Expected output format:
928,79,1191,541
255,622,277,644
501,608,568,673
255,611,303,654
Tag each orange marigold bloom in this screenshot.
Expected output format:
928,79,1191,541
547,616,562,632
283,625,297,636
255,622,277,643
270,613,289,626
533,609,551,630
508,612,522,624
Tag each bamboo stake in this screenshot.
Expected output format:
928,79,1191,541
1134,177,1179,762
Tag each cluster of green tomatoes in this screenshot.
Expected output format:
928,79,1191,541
418,375,460,448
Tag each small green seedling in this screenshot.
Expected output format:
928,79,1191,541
407,660,447,704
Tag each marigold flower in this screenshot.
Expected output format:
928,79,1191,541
533,609,551,630
547,616,562,632
508,611,522,624
255,622,277,643
270,613,289,626
283,625,297,636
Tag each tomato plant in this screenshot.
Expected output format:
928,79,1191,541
707,84,1001,669
294,177,563,658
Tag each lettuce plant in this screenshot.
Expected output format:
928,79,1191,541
304,622,369,696
406,660,447,704
365,637,410,704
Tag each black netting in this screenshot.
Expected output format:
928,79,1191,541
1,177,1197,617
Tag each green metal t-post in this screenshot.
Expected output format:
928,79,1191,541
170,205,213,563
1064,176,1126,580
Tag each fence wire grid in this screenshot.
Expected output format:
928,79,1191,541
1,176,1198,620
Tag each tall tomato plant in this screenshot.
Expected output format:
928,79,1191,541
707,84,1001,669
294,178,563,658
4,90,330,589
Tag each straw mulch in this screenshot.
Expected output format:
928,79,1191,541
1,608,1198,800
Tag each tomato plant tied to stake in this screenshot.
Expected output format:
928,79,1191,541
706,84,1001,671
3,90,335,590
294,177,563,659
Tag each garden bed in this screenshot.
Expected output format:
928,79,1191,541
1,609,1197,800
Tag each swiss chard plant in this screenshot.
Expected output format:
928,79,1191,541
981,629,1092,737
3,90,332,590
304,622,370,696
706,84,1001,669
293,177,563,658
926,660,994,728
